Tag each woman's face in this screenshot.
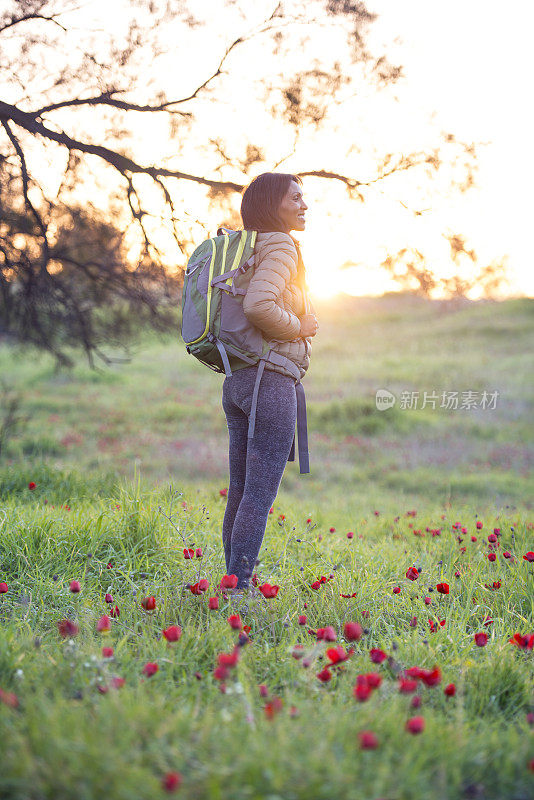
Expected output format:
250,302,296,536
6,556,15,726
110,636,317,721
277,179,308,233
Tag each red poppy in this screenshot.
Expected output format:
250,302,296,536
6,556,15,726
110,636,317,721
219,488,228,497
353,682,372,702
190,579,209,595
142,662,159,677
436,583,449,594
28,482,36,490
317,666,332,682
329,527,336,533
0,688,19,708
364,672,382,689
488,533,497,543
183,548,194,559
405,716,425,734
162,771,182,792
259,684,269,697
0,582,9,594
218,648,240,668
347,531,354,539
474,632,488,647
208,596,219,610
399,676,418,693
393,587,401,594
523,552,534,562
406,567,419,581
57,618,79,637
508,632,534,649
227,614,242,630
420,666,441,687
488,553,496,562
326,645,355,665
298,615,307,625
97,615,111,633
105,593,113,603
409,616,417,627
264,697,283,719
163,625,182,642
358,730,378,749
110,605,120,618
316,626,337,642
369,648,387,664
344,621,362,641
444,683,456,697
476,521,483,529
141,596,156,611
195,548,203,558
102,647,114,658
110,676,125,689
69,580,81,593
220,574,238,589
259,583,279,598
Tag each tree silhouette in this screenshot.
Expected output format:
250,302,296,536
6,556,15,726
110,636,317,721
0,0,480,368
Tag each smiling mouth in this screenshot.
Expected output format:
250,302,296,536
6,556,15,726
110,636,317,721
297,213,306,220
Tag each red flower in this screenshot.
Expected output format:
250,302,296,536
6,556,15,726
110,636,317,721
218,648,240,669
488,533,497,543
409,616,417,627
405,716,425,734
353,682,372,702
142,662,159,677
264,697,283,719
523,552,534,562
420,666,441,687
102,647,114,658
411,695,422,708
208,596,219,610
329,527,336,533
444,683,456,697
259,684,269,697
195,548,203,558
316,666,332,682
476,520,483,529
474,632,488,647
316,626,337,642
347,531,354,539
0,582,8,594
358,730,378,749
298,615,307,625
227,614,242,630
503,551,512,559
326,645,354,665
406,567,419,581
344,621,362,641
97,615,111,633
220,574,238,590
28,482,36,490
162,771,182,792
364,672,382,689
105,593,113,603
219,488,228,497
110,605,120,618
190,579,209,595
488,553,496,562
259,583,279,598
163,625,182,642
369,648,387,664
69,580,81,593
393,587,401,594
141,596,156,611
436,582,449,594
399,678,418,694
291,645,305,660
424,597,432,605
57,618,79,637
110,676,125,689
508,632,534,649
183,548,194,559
0,688,19,708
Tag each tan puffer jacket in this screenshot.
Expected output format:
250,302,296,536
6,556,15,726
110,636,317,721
241,231,313,380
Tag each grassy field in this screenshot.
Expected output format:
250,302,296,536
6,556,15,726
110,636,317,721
0,292,533,799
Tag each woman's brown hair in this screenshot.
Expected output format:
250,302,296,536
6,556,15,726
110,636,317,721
240,172,302,234
240,172,307,289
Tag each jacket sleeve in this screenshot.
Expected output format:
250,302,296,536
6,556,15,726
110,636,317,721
242,235,302,341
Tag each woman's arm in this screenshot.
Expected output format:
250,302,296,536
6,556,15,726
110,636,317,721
242,235,302,341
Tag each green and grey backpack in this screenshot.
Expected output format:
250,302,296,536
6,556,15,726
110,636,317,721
181,227,309,474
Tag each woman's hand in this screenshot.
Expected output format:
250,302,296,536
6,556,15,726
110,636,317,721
299,313,319,337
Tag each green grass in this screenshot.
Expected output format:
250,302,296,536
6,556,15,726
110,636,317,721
0,471,533,798
0,292,533,797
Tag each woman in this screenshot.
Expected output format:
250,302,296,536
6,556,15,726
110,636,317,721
221,172,319,597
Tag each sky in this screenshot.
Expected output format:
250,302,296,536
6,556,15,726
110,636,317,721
7,0,533,300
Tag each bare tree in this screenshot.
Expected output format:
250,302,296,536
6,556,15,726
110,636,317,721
0,0,480,368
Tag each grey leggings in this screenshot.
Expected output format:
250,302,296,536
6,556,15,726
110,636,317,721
222,364,297,589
